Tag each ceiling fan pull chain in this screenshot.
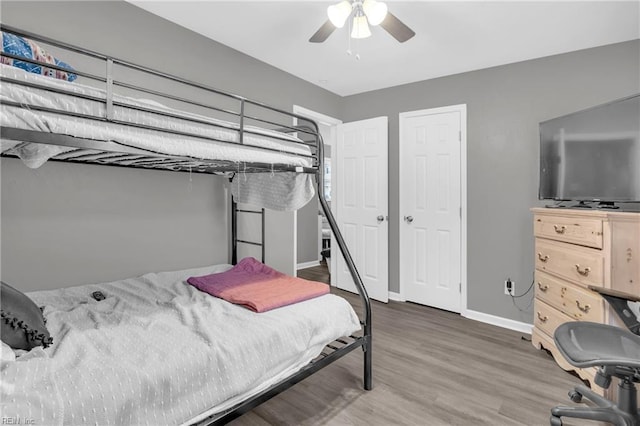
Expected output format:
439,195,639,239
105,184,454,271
346,17,353,56
345,17,361,60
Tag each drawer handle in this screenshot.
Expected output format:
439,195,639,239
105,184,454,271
575,264,591,277
576,300,591,313
537,253,550,263
554,225,567,234
537,312,548,323
537,282,549,292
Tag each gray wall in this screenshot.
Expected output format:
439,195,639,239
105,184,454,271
1,159,227,291
0,1,342,290
342,40,640,323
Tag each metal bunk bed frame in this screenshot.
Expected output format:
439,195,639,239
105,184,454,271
0,24,372,424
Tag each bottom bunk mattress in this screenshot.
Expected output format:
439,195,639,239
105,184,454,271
0,264,361,425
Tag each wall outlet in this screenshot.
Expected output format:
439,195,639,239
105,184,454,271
505,279,514,295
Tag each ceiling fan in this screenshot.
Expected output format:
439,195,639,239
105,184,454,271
310,0,415,43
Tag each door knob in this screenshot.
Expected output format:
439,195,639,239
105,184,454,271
404,215,414,223
377,215,384,223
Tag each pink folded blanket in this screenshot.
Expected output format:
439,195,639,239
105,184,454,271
187,257,330,313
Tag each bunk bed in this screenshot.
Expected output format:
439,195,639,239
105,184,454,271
0,25,372,425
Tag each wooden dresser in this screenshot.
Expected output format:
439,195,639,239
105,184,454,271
531,208,640,387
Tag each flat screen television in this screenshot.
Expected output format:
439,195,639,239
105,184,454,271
539,94,640,205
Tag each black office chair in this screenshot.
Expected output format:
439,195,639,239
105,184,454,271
550,287,640,426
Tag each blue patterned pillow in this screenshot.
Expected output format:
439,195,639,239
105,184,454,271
1,31,77,81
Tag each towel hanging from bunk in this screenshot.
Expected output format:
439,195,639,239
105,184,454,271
231,172,315,211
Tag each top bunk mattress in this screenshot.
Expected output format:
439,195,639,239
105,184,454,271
0,264,360,426
0,63,314,170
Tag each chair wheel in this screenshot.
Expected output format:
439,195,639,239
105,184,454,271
550,415,563,426
568,390,582,403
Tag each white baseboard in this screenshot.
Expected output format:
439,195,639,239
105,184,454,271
296,260,320,270
388,291,404,302
382,295,532,334
463,309,533,334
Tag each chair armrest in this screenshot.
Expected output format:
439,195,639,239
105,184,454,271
588,286,640,303
589,286,640,335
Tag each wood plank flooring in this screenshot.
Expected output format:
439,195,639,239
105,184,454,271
229,264,596,426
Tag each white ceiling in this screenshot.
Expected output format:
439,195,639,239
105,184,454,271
128,1,640,96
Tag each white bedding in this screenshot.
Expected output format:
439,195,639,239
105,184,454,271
0,264,360,425
0,64,312,167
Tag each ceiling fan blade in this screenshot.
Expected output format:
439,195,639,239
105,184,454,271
309,20,336,43
380,12,415,43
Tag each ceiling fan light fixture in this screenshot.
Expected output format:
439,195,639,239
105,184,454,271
312,0,413,45
362,0,388,26
351,14,372,39
327,1,353,28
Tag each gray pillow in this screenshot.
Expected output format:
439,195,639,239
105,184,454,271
1,281,52,350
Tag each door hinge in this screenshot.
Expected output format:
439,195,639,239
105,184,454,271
459,130,461,142
459,282,462,293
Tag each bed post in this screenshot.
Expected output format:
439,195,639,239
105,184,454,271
261,207,266,263
315,131,373,391
231,196,238,265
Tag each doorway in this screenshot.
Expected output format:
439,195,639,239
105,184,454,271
293,106,341,276
293,107,390,304
399,105,467,313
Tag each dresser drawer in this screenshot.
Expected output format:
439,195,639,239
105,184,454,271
534,299,574,339
535,271,604,322
535,239,604,287
534,214,603,249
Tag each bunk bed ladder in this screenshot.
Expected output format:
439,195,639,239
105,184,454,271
231,198,265,265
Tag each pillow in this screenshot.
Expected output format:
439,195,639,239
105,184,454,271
1,30,77,82
0,281,53,350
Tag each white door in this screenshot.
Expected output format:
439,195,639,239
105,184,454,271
400,106,464,312
335,117,388,303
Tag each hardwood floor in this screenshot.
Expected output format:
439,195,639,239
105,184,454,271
229,264,595,426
